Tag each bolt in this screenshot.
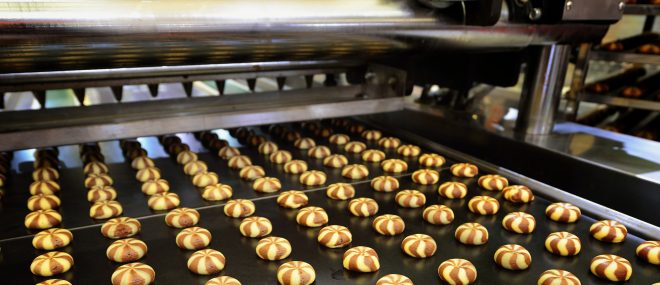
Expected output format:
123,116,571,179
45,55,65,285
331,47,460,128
618,2,625,11
529,8,542,20
566,1,573,10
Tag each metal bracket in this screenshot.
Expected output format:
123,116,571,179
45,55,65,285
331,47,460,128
363,64,407,98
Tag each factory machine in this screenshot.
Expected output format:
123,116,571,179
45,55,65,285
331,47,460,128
0,1,658,284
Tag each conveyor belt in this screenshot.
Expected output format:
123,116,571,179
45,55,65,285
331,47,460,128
0,119,658,284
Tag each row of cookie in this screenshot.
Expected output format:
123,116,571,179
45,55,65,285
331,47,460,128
25,149,64,230
158,136,247,285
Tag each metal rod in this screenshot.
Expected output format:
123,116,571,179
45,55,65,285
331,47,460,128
515,45,571,135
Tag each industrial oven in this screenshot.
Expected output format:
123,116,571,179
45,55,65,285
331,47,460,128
0,1,658,285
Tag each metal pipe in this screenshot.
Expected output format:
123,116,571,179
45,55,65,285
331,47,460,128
0,1,609,74
515,45,571,135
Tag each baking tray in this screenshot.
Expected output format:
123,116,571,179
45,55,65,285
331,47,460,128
0,120,658,284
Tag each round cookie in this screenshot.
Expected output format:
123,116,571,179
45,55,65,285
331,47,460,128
307,146,331,159
378,137,401,149
83,161,109,175
343,246,380,272
258,141,279,155
25,209,62,229
502,185,535,203
106,238,148,263
438,182,468,199
467,196,499,215
361,130,382,141
397,145,420,157
401,234,436,258
537,269,581,285
296,206,328,227
85,173,113,188
187,249,225,275
30,251,73,277
450,163,478,177
239,216,272,238
228,155,252,169
88,185,118,202
29,180,61,195
455,223,488,245
294,137,316,150
395,190,426,208
590,254,632,282
316,127,333,138
590,220,627,243
437,259,477,285
411,169,439,185
223,199,256,218
349,124,366,134
256,236,292,261
111,262,155,285
131,156,155,170
184,161,208,176
239,165,266,181
341,164,369,180
494,244,532,270
329,134,350,145
36,279,72,285
141,179,170,195
344,141,367,154
376,274,413,285
299,170,327,186
418,153,445,168
135,167,161,183
206,276,241,285
252,177,282,193
176,227,212,250
32,228,73,250
371,176,399,192
165,208,200,228
101,217,141,239
372,214,405,236
362,149,386,162
636,241,660,265
147,192,180,211
125,148,148,160
277,190,309,209
90,200,123,219
326,183,355,200
477,175,508,191
348,198,379,217
423,205,454,225
283,130,301,143
270,150,293,164
192,172,219,188
202,183,233,201
284,160,308,174
323,154,348,168
27,194,61,211
277,261,316,285
545,203,581,223
502,212,536,234
246,134,266,147
381,159,408,173
318,225,352,248
545,232,581,256
218,146,241,159
176,150,198,165
33,167,60,181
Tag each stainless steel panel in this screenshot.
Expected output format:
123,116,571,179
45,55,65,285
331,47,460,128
562,0,624,21
0,86,405,151
578,93,660,112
